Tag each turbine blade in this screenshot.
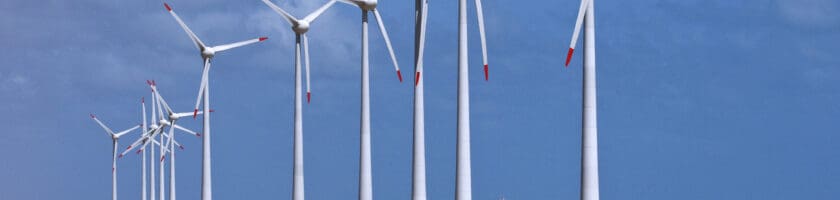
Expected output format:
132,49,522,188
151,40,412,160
302,0,337,23
114,125,141,138
142,98,148,134
173,124,200,137
567,0,590,67
303,34,312,104
154,89,174,116
261,0,299,26
173,111,202,119
121,133,151,157
91,114,116,136
372,10,402,82
194,59,210,118
150,83,158,126
414,1,429,87
164,3,206,50
474,0,489,80
212,37,268,53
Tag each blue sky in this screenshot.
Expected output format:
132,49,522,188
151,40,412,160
1,0,839,199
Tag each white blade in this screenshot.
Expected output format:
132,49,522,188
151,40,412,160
164,3,206,50
261,0,299,26
302,0,337,23
372,9,403,83
142,98,148,134
303,34,312,104
173,124,201,137
153,87,174,116
474,0,489,80
114,125,141,138
414,1,429,86
120,129,157,158
161,130,185,150
211,37,268,53
90,114,115,136
566,0,590,67
150,82,158,127
194,59,210,118
173,111,203,119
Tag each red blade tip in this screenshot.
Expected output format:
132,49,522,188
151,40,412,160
179,145,185,150
118,154,123,158
415,72,421,86
196,132,202,137
160,156,165,162
193,109,199,119
126,145,132,150
484,64,489,81
565,48,574,67
307,92,311,104
259,37,269,41
397,70,403,83
141,97,145,103
136,149,142,154
90,114,96,119
164,3,172,11
209,109,215,112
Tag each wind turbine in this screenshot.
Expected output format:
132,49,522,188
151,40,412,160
456,0,489,199
141,97,147,200
564,0,599,199
151,80,201,200
161,3,267,200
90,113,141,200
259,1,337,199
334,1,402,199
411,0,429,200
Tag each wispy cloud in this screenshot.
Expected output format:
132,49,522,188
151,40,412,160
777,0,840,28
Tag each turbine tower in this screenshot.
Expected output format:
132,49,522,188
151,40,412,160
161,3,267,200
565,0,599,199
90,113,141,200
141,98,148,200
335,1,402,199
456,0,489,199
411,0,429,199
259,1,337,199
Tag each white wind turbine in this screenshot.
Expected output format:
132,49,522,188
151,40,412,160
411,0,429,199
90,112,141,200
161,3,267,200
122,81,202,200
456,0,489,199
259,1,337,199
140,97,148,200
564,0,599,199
334,1,402,199
152,80,202,200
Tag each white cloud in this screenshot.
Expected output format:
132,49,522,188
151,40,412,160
777,0,840,28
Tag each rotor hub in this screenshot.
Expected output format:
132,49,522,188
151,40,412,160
360,0,377,10
201,49,215,59
293,21,310,34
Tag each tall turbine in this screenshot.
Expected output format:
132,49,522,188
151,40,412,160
161,3,267,200
335,1,402,199
141,98,148,200
151,80,201,200
456,0,489,199
260,1,337,199
411,0,429,200
90,113,141,200
565,0,599,199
